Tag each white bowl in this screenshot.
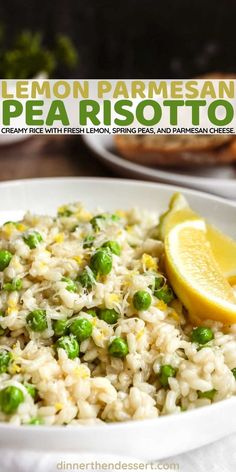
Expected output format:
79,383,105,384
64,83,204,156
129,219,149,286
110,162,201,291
0,177,235,460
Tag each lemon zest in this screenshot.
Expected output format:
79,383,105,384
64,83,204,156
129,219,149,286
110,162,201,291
7,307,18,315
170,310,180,321
2,224,15,237
16,223,27,232
107,294,120,303
142,253,157,271
155,300,167,311
74,366,90,379
8,298,17,309
75,209,92,222
10,364,21,374
116,210,126,218
55,402,63,411
54,233,64,243
12,259,22,270
73,256,83,264
136,329,145,340
58,205,68,214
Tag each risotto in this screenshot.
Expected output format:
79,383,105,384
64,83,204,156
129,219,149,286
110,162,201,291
0,202,235,426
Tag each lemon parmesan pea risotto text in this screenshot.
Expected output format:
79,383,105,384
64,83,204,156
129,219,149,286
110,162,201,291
0,202,235,426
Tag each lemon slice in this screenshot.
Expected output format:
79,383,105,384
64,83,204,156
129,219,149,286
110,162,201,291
165,218,236,324
159,192,236,279
207,225,236,281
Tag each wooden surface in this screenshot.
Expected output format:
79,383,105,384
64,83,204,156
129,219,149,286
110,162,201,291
0,136,114,181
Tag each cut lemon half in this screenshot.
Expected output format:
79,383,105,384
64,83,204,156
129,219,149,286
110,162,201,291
165,218,236,324
159,192,236,280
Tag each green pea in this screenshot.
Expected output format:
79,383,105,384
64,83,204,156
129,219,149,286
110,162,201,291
98,308,119,325
232,368,236,379
90,214,107,231
69,318,93,342
71,225,78,233
0,311,5,336
148,274,165,292
53,319,69,337
154,275,166,290
3,221,17,226
26,310,48,332
180,406,187,412
55,335,79,359
198,389,217,400
0,350,11,374
133,290,152,311
77,267,96,290
111,214,120,222
83,235,95,249
0,250,13,271
191,327,214,345
90,250,112,276
159,364,177,388
0,386,24,414
58,208,72,217
108,337,129,358
61,277,77,293
154,285,174,304
0,326,5,336
102,241,121,256
24,232,43,249
86,309,97,317
28,417,44,425
24,383,38,399
3,278,22,292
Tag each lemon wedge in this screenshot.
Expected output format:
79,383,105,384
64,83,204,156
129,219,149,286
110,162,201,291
207,225,236,281
159,192,236,280
165,218,236,324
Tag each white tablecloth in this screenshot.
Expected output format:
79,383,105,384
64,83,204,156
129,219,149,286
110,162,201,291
0,433,235,472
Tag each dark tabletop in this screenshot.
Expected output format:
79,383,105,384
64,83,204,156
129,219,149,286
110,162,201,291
1,0,236,79
0,136,114,181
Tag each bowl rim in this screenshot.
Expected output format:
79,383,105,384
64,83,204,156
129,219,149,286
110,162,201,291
0,396,234,433
0,175,236,205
